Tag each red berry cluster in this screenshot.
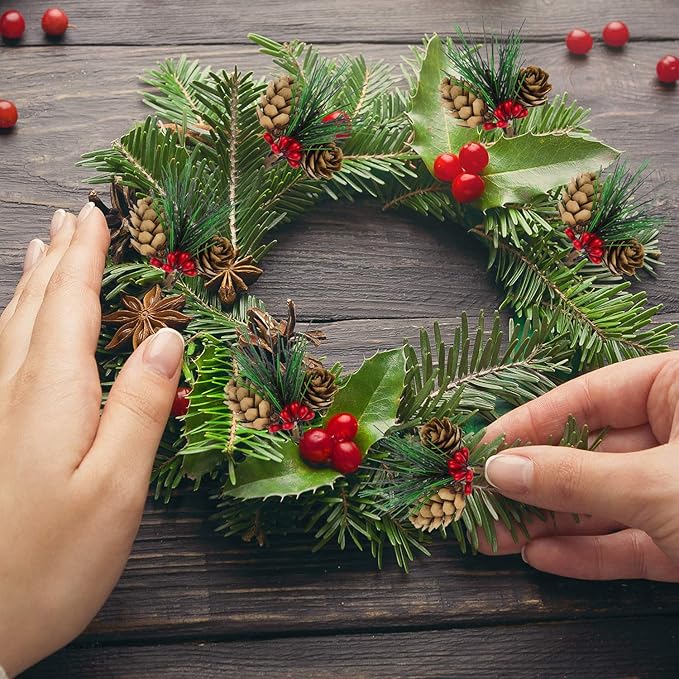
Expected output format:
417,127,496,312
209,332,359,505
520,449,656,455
268,401,315,433
1,7,68,40
298,412,362,474
564,228,605,264
263,133,303,168
566,22,678,84
150,250,198,276
482,99,529,131
447,447,474,495
433,142,489,204
172,386,192,418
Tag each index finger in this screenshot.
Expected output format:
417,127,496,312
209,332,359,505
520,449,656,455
28,202,110,364
485,352,676,445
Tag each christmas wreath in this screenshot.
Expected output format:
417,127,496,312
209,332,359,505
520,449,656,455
80,30,674,570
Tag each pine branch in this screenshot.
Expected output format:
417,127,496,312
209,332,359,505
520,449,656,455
482,194,559,248
507,93,590,137
398,310,572,426
476,229,676,368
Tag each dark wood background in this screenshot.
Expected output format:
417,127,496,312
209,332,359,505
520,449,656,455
1,1,679,676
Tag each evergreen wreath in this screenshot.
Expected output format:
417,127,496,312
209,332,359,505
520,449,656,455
80,30,675,571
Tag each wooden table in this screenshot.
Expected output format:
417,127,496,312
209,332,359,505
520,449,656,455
2,2,679,676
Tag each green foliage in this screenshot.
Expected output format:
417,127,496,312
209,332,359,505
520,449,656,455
398,311,572,426
408,35,478,174
482,194,558,247
323,348,407,453
479,133,619,210
511,93,591,136
479,231,676,368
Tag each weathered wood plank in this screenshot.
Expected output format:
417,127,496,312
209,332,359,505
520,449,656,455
4,1,679,46
45,489,675,643
1,43,678,320
25,617,679,678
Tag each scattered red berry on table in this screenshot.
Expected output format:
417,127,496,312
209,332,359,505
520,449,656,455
299,428,335,464
0,9,25,40
325,412,359,442
433,152,463,182
602,21,630,48
452,173,485,204
566,29,594,55
0,100,18,129
322,110,352,139
459,142,489,174
41,8,69,37
171,386,191,418
656,55,679,83
330,440,362,474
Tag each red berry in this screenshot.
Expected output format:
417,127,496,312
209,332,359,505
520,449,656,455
433,153,463,182
602,21,630,48
330,440,362,474
0,100,18,129
299,428,334,464
322,110,351,139
566,29,594,55
657,55,679,84
0,10,25,40
325,412,359,441
41,8,69,37
459,142,490,174
451,173,485,203
171,386,191,418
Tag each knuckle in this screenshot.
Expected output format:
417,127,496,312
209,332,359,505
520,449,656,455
628,530,648,579
592,535,605,579
549,453,584,503
111,385,167,430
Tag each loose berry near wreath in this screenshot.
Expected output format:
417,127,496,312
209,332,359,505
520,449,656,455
80,29,675,570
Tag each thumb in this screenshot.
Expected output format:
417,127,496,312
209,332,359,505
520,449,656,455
484,445,658,528
85,328,184,482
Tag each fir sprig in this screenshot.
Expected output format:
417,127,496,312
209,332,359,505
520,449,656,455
446,27,525,107
587,161,664,244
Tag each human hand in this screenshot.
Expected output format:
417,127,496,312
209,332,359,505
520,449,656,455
0,204,184,677
481,351,679,582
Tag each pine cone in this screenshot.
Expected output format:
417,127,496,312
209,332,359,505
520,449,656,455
301,144,344,180
558,173,597,229
198,237,263,306
257,75,296,134
518,66,552,107
605,239,646,277
128,196,167,258
439,78,487,128
225,379,273,430
409,486,466,532
304,367,337,413
419,417,463,453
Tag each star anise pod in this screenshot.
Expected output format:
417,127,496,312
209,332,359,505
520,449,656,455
102,284,191,351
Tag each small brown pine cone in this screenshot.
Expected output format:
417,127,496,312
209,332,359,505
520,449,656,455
304,367,338,413
409,486,467,532
419,417,463,453
605,239,646,277
128,196,167,258
199,236,237,274
225,379,273,431
301,144,343,180
439,78,488,128
257,75,296,134
558,173,597,229
518,66,552,107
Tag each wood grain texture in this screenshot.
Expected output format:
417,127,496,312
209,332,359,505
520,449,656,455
3,1,679,45
2,3,679,676
25,617,679,678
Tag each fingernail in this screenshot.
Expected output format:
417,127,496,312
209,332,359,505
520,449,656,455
521,546,529,564
23,238,46,271
143,328,185,379
50,208,67,236
78,202,95,222
485,454,534,493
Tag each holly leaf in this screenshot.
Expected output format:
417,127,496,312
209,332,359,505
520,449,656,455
223,439,340,500
480,133,619,210
408,34,478,173
324,348,406,453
